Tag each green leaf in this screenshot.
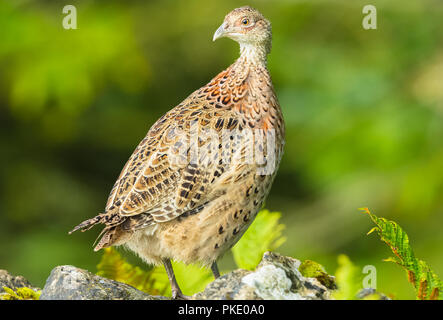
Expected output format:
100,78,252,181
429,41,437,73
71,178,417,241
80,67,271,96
231,209,286,270
333,254,362,300
361,207,442,300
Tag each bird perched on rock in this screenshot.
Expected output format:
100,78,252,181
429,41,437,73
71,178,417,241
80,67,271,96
70,6,285,299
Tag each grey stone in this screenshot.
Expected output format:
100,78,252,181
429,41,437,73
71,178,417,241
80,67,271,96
3,252,389,300
40,265,167,300
0,269,41,293
194,251,333,300
193,269,260,300
357,288,391,300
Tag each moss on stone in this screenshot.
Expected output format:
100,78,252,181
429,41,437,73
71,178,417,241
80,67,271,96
1,286,41,300
299,260,336,290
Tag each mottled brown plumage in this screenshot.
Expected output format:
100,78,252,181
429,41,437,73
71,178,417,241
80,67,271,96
70,6,285,299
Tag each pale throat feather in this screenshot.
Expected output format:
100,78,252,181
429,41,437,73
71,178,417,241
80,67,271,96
239,42,269,66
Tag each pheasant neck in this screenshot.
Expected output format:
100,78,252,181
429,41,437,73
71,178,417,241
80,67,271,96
238,43,268,67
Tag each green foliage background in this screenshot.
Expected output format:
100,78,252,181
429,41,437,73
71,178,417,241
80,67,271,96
0,0,442,299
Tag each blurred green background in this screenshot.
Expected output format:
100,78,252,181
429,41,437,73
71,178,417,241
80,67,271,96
1,0,442,299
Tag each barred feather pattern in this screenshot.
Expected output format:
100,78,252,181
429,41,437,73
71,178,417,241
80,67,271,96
70,6,285,265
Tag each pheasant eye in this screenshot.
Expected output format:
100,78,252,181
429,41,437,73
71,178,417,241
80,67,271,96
241,18,250,25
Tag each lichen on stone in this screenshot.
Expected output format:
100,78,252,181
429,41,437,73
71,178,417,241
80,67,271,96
242,264,304,300
0,286,41,300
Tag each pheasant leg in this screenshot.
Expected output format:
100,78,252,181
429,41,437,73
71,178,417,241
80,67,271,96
162,258,190,300
211,261,220,279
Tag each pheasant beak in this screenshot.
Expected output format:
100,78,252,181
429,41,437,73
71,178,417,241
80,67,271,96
213,22,227,41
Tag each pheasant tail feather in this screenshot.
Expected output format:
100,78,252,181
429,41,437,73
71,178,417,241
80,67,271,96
68,214,105,234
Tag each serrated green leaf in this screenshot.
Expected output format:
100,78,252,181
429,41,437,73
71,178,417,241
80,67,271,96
362,208,443,300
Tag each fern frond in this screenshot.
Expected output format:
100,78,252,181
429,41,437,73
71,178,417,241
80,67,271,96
361,207,442,300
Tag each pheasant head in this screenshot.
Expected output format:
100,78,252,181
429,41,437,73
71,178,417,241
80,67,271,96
213,6,272,64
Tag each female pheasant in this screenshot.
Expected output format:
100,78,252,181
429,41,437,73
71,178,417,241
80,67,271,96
70,6,285,299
